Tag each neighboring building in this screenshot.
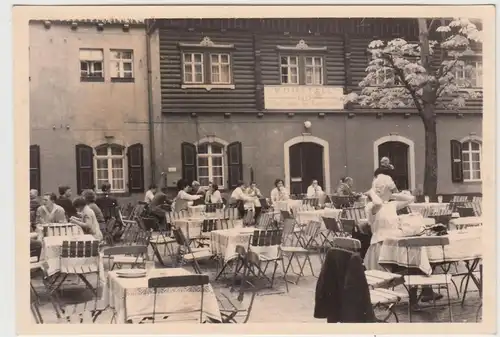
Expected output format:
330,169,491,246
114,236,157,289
29,19,152,197
150,18,483,197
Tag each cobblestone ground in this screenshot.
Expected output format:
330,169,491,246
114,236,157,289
31,250,481,324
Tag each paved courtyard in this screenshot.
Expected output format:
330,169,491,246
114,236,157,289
31,249,481,324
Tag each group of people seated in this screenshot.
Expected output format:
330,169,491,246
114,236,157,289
29,183,120,243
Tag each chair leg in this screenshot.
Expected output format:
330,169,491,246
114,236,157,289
280,256,289,293
446,285,453,322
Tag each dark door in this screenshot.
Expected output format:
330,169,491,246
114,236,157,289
378,141,409,190
289,142,324,195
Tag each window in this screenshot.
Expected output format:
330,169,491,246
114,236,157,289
455,59,482,88
210,54,231,84
305,56,324,85
94,144,126,192
110,49,134,80
280,56,299,84
280,55,324,85
183,53,204,84
79,49,104,81
461,140,481,181
197,143,225,188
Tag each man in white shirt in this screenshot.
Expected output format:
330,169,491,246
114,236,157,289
144,184,157,203
306,180,323,198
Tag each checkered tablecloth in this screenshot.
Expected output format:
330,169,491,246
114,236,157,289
378,227,482,275
104,268,222,323
42,234,105,284
210,228,280,263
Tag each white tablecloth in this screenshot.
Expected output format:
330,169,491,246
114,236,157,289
104,268,222,323
449,216,482,230
295,209,343,229
42,234,105,283
378,227,482,275
210,227,280,263
273,200,302,212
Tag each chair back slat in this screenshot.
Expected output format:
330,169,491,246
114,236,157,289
322,216,342,232
201,219,217,233
204,203,217,213
250,229,282,247
148,274,209,288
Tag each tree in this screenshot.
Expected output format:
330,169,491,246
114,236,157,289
345,18,482,197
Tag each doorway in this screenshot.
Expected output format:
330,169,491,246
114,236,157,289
289,142,324,195
377,141,409,191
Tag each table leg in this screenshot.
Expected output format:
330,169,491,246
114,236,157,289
461,259,480,307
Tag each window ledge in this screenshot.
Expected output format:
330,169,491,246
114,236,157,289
81,76,104,82
462,180,482,184
181,84,235,91
111,77,135,83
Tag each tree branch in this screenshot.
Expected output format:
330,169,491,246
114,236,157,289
382,52,424,113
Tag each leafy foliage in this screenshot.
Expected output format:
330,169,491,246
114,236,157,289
345,18,483,112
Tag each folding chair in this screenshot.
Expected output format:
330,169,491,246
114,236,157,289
43,224,83,237
472,200,482,217
398,236,453,322
281,221,321,286
134,275,210,324
256,211,275,229
328,237,406,323
247,229,286,292
216,250,259,323
30,286,44,324
220,206,239,230
303,198,319,208
192,219,218,248
102,245,148,270
172,227,213,274
457,202,476,217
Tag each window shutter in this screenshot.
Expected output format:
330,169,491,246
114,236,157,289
128,143,145,193
227,141,243,189
450,139,464,183
29,145,41,193
75,144,94,194
181,142,197,184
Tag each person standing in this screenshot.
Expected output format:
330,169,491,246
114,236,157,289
246,182,263,221
56,186,77,220
173,180,202,213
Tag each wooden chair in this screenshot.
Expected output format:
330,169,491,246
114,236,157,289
303,198,319,208
216,251,259,323
192,219,218,248
102,245,149,270
53,240,101,295
247,229,285,291
472,200,482,217
398,236,453,322
132,275,210,324
43,224,83,237
457,202,476,217
172,227,213,274
281,221,321,286
327,237,406,323
256,211,275,229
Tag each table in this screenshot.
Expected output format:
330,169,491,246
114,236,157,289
295,209,343,229
43,234,105,284
378,227,482,275
104,268,222,323
210,227,280,263
274,200,302,212
449,216,482,230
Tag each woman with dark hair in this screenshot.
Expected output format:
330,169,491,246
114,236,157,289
270,179,290,204
95,182,119,221
247,181,263,221
70,197,103,240
82,189,106,230
172,179,202,213
206,183,223,204
36,193,67,224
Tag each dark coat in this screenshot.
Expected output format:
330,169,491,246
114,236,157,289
55,196,77,219
374,165,395,180
314,249,376,323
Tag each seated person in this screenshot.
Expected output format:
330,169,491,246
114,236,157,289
270,179,290,204
82,189,106,231
173,180,202,213
306,179,324,198
55,186,77,219
36,193,67,224
69,197,103,241
95,182,119,221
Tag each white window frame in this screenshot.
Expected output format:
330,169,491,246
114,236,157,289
210,53,232,84
110,49,134,78
94,145,127,193
304,56,324,85
455,58,483,88
182,52,204,84
280,56,300,85
79,49,104,78
461,139,482,182
196,142,226,189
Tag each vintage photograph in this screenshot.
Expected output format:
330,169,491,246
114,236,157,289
25,11,487,326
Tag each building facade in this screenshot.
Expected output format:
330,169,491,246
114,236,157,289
29,19,151,197
150,18,483,197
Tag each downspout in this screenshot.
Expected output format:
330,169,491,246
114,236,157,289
146,19,157,184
